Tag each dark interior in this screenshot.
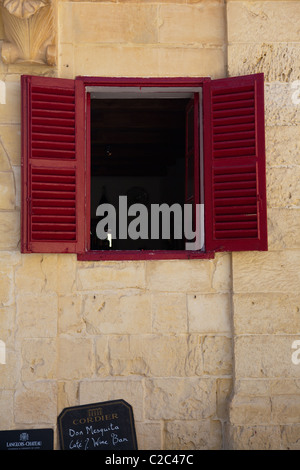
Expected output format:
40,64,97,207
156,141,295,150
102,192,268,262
90,98,189,250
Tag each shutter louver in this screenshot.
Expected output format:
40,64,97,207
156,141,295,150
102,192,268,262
203,74,268,252
21,75,85,253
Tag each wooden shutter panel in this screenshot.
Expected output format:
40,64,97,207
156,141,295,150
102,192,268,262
21,75,85,253
203,73,268,252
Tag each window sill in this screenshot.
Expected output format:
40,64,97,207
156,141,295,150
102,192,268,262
77,250,215,261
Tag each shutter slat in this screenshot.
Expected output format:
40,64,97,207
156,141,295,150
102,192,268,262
204,73,267,252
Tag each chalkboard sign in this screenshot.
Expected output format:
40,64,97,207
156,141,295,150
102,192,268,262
58,399,138,450
0,428,53,450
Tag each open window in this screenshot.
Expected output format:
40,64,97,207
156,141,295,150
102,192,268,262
21,75,267,260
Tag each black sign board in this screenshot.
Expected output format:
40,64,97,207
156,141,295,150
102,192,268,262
0,428,53,450
58,399,138,450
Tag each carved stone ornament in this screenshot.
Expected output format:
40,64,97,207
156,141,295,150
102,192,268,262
1,0,56,65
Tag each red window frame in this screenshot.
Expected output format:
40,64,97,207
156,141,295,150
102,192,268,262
21,74,268,261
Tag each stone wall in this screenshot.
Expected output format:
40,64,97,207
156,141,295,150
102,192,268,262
0,0,299,450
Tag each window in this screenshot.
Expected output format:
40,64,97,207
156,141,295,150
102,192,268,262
21,74,268,260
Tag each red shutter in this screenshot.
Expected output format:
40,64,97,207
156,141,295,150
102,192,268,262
203,73,267,252
21,75,85,253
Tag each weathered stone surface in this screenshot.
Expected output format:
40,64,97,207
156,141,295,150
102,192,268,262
58,294,84,335
95,336,110,377
145,378,216,420
82,291,152,334
159,3,225,45
16,292,58,338
203,336,233,375
151,293,187,333
0,81,21,124
135,422,162,450
15,382,57,424
146,260,213,293
232,251,300,293
21,339,57,381
234,335,300,379
266,125,300,167
272,395,300,424
107,334,202,377
281,425,300,450
74,45,225,78
79,379,144,421
0,124,21,165
165,419,222,450
226,424,281,450
0,211,20,250
264,82,300,126
57,337,94,380
227,1,300,43
268,208,300,251
0,268,14,306
188,293,231,334
73,4,158,44
233,293,300,335
228,43,300,82
77,261,146,290
217,378,233,420
0,172,15,209
267,166,300,208
230,395,272,425
0,390,14,428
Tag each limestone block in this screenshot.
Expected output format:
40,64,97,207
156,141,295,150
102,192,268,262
73,3,158,45
230,395,272,425
164,419,222,450
227,1,300,43
217,378,233,420
151,293,187,334
158,3,225,46
77,261,146,291
0,306,15,345
233,293,300,335
268,208,300,251
82,291,151,334
272,395,300,424
58,381,80,413
281,425,300,450
267,166,300,208
203,336,233,376
58,294,84,335
0,171,15,209
15,254,45,293
0,211,20,250
57,336,94,380
146,260,213,293
79,379,144,421
107,334,202,377
16,292,58,338
232,251,300,293
0,125,21,165
145,378,216,420
187,293,231,334
226,424,281,450
15,381,57,424
234,335,300,379
0,81,21,124
58,2,73,44
228,43,300,82
265,82,300,127
0,268,13,306
0,390,14,428
135,422,162,450
12,165,20,209
95,335,110,376
0,140,11,171
58,43,74,78
0,250,21,266
266,126,300,167
41,253,77,294
211,253,232,293
21,339,56,381
74,44,225,79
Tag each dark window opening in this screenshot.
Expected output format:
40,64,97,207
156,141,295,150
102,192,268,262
90,98,190,251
